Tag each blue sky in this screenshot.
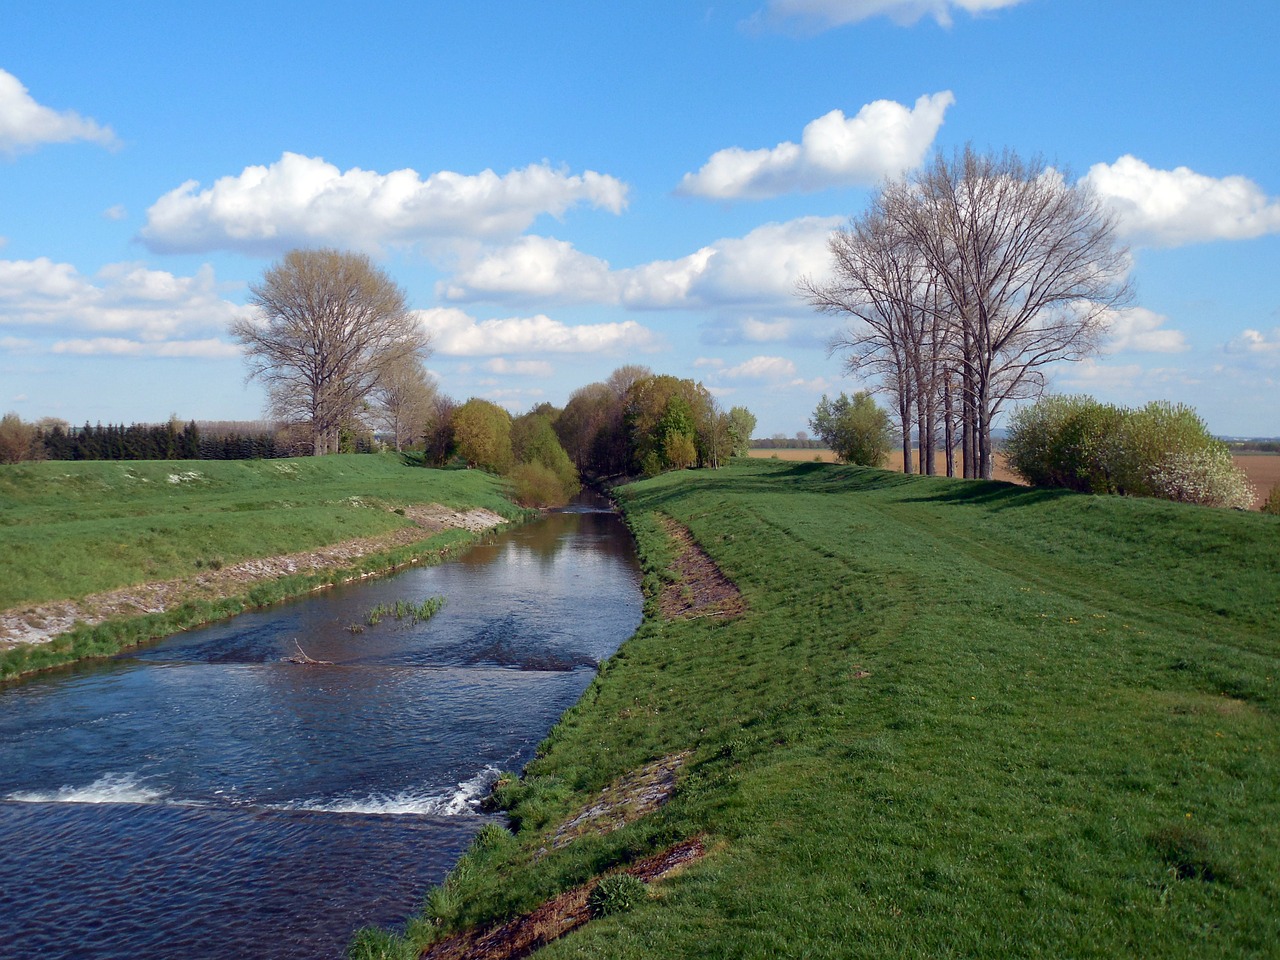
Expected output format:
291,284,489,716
2,0,1278,437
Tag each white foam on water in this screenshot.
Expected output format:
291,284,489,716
283,765,502,817
5,772,167,805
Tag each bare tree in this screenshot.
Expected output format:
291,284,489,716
801,209,946,475
883,146,1131,478
231,249,428,456
372,355,438,451
806,146,1131,480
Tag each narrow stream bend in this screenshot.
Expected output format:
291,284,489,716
0,495,642,959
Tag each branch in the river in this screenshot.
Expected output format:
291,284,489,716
283,640,333,665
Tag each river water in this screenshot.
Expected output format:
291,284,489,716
0,496,642,959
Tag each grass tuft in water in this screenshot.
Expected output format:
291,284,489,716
366,596,445,626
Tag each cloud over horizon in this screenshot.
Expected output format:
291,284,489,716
0,68,117,156
1102,306,1189,354
139,152,630,255
676,93,954,199
0,257,241,349
414,307,661,357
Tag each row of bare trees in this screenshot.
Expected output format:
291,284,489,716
801,146,1132,479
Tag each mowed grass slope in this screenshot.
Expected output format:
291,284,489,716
399,459,1278,959
0,454,516,609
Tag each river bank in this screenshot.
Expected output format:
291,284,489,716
355,459,1278,959
0,455,523,679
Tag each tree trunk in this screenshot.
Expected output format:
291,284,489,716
899,393,913,475
943,370,955,477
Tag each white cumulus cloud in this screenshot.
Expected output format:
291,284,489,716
760,0,1027,30
1225,327,1280,369
0,257,242,344
677,93,954,199
140,152,630,255
1082,155,1280,247
0,68,117,156
414,307,661,357
441,215,841,310
1102,306,1189,354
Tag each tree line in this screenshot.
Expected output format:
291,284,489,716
801,145,1131,479
0,416,315,463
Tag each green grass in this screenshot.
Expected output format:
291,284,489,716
357,459,1279,959
0,454,518,608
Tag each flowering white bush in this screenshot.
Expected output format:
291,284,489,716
1146,446,1256,510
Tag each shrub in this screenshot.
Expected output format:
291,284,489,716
509,461,573,507
1263,483,1280,515
1007,395,1255,508
1146,445,1255,510
809,392,891,467
588,873,648,918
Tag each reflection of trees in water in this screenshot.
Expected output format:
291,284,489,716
459,500,637,573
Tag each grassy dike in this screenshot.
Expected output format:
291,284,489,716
355,459,1279,959
0,454,522,679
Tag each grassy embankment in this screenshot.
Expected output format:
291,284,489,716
365,458,1278,959
0,454,520,678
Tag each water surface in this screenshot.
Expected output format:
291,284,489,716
0,497,641,959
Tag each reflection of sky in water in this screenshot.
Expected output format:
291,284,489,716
0,501,642,960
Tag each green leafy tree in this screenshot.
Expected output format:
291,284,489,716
809,392,892,467
728,406,757,458
625,374,714,473
452,398,513,473
512,412,580,501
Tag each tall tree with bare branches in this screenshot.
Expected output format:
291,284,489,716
805,146,1131,479
372,354,437,452
231,249,428,456
883,146,1132,478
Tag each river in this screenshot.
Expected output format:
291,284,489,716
0,496,642,959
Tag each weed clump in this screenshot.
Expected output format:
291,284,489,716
366,596,445,626
588,873,648,918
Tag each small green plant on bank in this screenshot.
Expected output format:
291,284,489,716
588,873,648,918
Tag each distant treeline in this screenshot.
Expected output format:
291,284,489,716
1226,440,1280,454
751,437,827,450
34,421,315,461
